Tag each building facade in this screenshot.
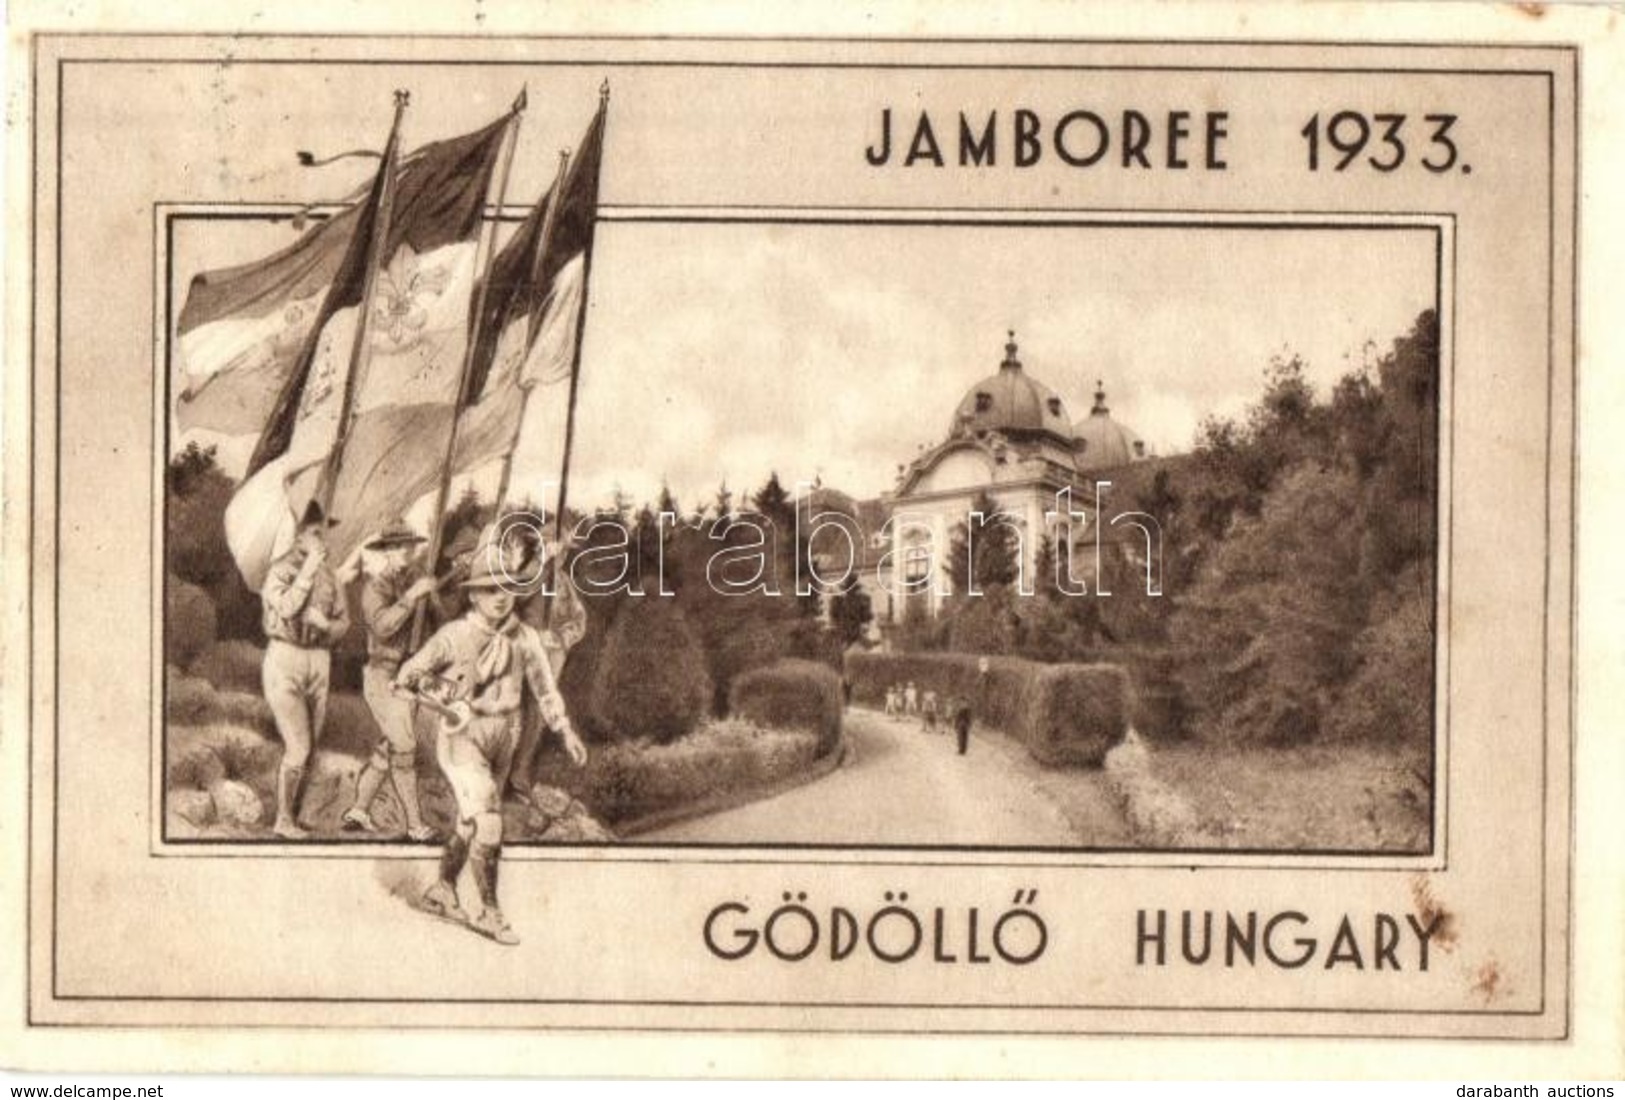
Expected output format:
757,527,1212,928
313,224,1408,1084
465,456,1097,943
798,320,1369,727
804,333,1162,632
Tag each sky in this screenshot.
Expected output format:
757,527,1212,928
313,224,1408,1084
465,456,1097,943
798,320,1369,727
512,219,1437,509
171,217,1437,513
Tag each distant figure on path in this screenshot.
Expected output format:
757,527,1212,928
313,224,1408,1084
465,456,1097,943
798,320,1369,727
920,690,939,734
949,695,973,756
884,685,899,718
904,681,919,715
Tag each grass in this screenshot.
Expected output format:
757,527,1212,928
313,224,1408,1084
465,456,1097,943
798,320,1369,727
1107,734,1431,852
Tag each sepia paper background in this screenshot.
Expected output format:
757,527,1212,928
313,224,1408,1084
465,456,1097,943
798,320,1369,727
2,0,1620,1079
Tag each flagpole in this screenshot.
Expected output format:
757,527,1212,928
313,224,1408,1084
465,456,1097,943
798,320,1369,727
493,147,571,512
546,81,610,548
317,89,410,515
407,91,528,652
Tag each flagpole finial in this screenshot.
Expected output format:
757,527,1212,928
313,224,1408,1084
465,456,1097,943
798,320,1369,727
599,78,610,103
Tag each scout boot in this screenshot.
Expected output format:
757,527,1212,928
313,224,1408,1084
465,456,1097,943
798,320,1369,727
469,907,520,946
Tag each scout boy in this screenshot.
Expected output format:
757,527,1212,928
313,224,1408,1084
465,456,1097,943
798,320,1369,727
259,501,353,839
394,548,589,945
342,517,440,841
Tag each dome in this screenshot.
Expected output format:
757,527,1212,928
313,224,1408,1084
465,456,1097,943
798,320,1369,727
949,332,1074,443
1074,382,1147,471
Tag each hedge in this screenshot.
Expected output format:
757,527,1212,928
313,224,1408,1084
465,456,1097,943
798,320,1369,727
846,651,1128,766
166,575,217,670
728,658,843,758
533,719,820,826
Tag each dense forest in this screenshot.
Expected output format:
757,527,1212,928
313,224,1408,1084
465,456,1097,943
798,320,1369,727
903,309,1439,752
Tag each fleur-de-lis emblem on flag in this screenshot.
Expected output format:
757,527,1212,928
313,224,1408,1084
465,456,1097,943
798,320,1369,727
373,247,452,350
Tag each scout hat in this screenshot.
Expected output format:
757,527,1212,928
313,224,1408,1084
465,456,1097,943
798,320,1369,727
364,517,428,551
462,523,545,590
460,551,544,590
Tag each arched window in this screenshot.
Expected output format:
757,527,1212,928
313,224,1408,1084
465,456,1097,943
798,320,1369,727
903,545,931,584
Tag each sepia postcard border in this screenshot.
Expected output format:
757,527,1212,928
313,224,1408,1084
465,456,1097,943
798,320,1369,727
151,206,1451,866
21,33,1578,1041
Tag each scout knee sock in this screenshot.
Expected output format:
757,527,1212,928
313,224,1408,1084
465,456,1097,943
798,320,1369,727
388,750,425,831
469,843,502,911
276,763,305,824
352,749,388,815
439,829,471,888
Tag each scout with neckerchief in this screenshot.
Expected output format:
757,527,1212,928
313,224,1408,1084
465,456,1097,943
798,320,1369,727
394,545,588,945
259,501,354,839
342,517,439,841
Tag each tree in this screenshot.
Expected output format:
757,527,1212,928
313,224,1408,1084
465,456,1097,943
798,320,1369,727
751,471,794,530
827,572,874,647
165,444,262,641
589,598,712,744
1032,532,1059,600
712,481,735,526
944,490,1021,596
947,582,1020,655
1168,462,1367,745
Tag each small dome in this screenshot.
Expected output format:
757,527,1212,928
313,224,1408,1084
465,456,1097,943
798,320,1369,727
949,332,1074,443
1074,381,1147,471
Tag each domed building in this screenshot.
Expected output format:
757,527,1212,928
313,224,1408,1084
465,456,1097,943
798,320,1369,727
805,332,1159,629
1074,381,1149,472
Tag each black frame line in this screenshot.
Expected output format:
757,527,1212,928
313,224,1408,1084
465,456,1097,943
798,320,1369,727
153,209,1448,862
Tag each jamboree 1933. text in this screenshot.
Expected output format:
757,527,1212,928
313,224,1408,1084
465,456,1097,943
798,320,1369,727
864,107,1467,174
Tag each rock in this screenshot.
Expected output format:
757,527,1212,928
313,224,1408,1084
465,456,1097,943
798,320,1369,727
165,808,204,839
210,779,263,826
539,811,616,842
170,787,216,827
295,750,364,832
528,784,574,817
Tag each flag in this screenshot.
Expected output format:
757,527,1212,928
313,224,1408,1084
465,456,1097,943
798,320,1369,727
176,113,510,438
323,98,605,569
220,105,513,591
310,254,586,568
467,99,605,408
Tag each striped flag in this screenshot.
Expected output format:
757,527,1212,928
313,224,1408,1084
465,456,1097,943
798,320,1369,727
176,115,510,439
213,105,513,590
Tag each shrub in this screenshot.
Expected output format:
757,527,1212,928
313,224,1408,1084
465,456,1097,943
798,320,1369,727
190,639,266,692
846,651,1129,767
729,658,843,758
166,575,217,669
165,720,283,821
845,651,1036,734
699,611,790,716
946,586,1020,654
1026,663,1130,766
166,670,273,732
532,719,820,826
589,599,712,743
